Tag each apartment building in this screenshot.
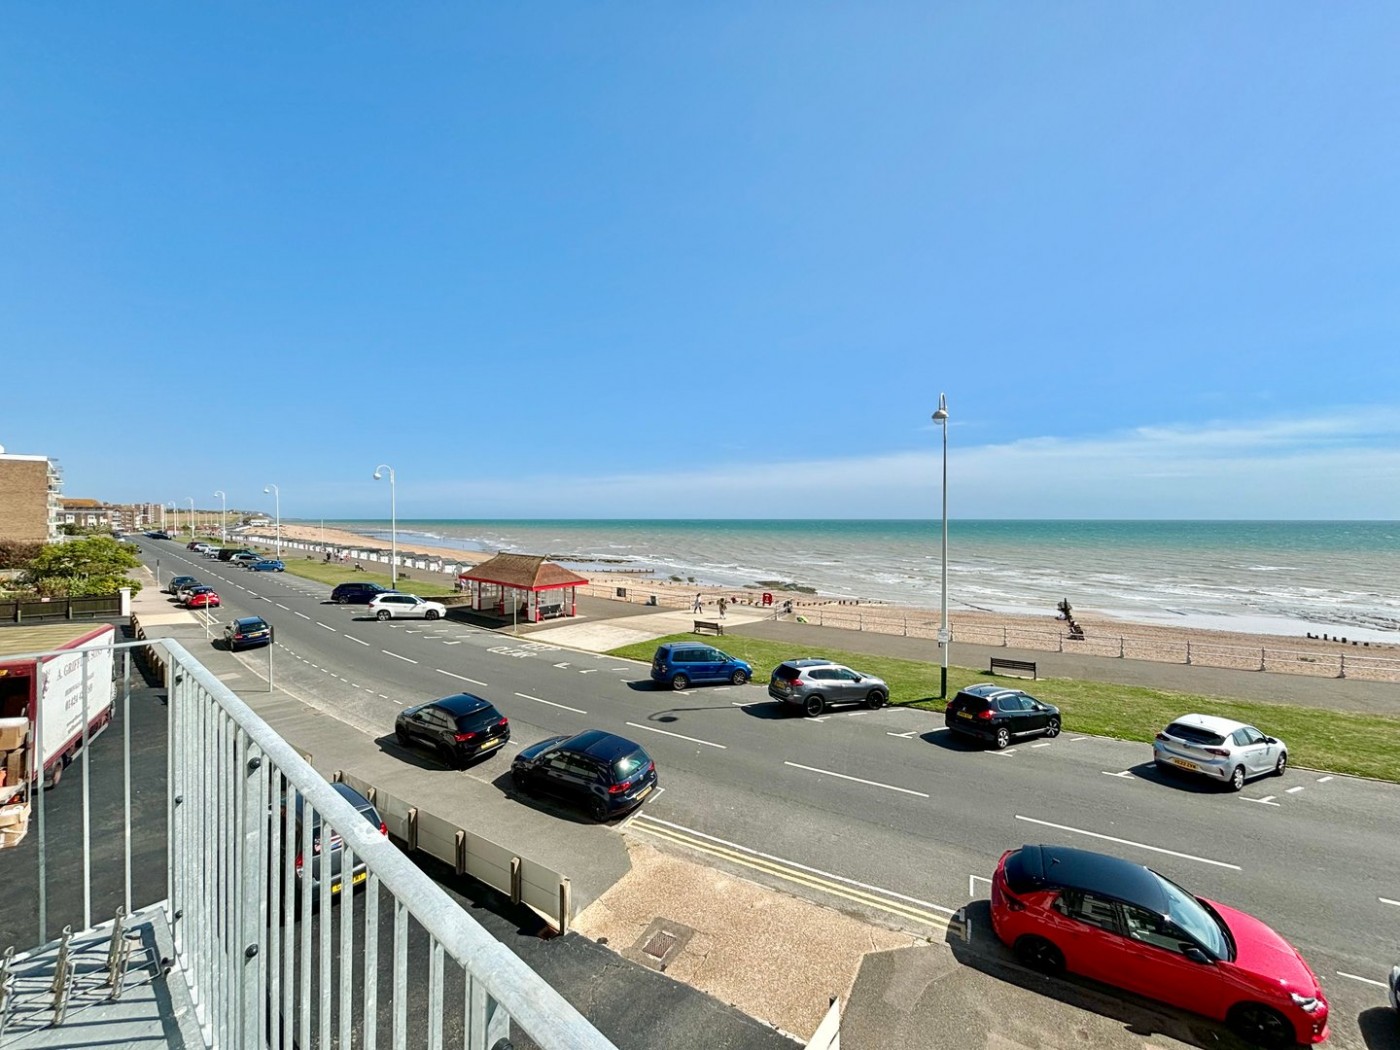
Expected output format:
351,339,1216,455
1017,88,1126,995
0,445,62,543
60,498,113,530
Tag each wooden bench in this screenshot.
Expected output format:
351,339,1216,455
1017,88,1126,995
693,620,725,636
989,657,1037,680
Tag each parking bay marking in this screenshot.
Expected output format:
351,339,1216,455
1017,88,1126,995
520,692,587,715
630,814,958,931
382,650,419,664
623,721,725,749
1243,796,1280,806
1335,971,1388,989
1014,815,1241,871
438,669,488,687
784,761,928,798
1380,897,1400,908
345,635,369,646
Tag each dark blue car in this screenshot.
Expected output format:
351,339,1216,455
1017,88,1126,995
511,730,657,822
247,559,285,572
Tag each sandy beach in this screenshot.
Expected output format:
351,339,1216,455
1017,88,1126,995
263,523,1399,677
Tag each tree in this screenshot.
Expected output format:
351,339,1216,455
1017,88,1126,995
22,536,143,598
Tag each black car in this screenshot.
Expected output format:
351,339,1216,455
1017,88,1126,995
225,616,274,651
511,730,657,822
331,582,389,604
945,683,1061,749
166,574,198,596
394,693,510,768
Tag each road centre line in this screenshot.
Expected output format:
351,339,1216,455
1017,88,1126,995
784,761,928,797
316,622,337,632
294,611,311,620
631,814,958,920
519,692,587,715
275,603,289,610
1335,971,1387,988
345,635,368,646
382,650,418,664
624,721,725,748
1014,815,1241,871
1380,897,1400,908
438,669,488,687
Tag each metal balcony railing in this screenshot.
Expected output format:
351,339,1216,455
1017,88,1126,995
4,636,618,1050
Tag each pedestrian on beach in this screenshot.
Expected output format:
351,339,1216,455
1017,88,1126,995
692,593,703,613
718,597,727,618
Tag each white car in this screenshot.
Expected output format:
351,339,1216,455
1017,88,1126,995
1152,713,1287,791
366,593,447,621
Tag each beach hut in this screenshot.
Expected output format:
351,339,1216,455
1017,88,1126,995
457,554,589,623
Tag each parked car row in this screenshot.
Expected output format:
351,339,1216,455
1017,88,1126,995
164,574,221,609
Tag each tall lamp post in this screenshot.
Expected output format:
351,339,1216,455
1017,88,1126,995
373,464,397,591
187,497,196,537
932,394,951,700
263,484,281,559
167,502,177,536
214,490,227,544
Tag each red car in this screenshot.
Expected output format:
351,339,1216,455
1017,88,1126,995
184,587,221,609
990,844,1328,1047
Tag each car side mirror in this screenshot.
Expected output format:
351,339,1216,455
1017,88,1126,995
1264,737,1277,745
1182,946,1213,964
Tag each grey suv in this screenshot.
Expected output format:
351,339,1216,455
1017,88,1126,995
768,659,889,717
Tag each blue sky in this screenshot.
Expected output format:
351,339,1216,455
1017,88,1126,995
4,4,1398,520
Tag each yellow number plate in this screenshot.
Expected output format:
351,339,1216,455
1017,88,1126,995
1171,758,1198,770
958,711,973,719
479,738,502,749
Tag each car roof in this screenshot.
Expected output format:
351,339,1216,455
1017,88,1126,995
779,659,838,669
430,693,494,717
956,683,1026,700
560,729,646,762
291,781,377,819
1006,843,1169,915
233,616,267,627
1168,713,1249,735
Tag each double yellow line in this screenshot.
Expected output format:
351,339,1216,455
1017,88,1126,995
629,815,964,938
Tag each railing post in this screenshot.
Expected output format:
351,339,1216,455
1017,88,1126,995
1119,636,1124,658
558,878,571,936
1185,641,1192,666
1260,648,1266,671
1338,654,1346,679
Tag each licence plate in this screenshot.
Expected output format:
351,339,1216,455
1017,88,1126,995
331,871,368,895
479,738,502,750
1171,758,1198,770
957,711,973,719
635,785,653,802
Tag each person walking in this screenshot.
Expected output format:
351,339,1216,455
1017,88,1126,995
717,596,727,618
692,592,703,613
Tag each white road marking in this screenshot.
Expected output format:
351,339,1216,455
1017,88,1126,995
1335,971,1387,988
579,668,599,675
1102,770,1134,778
784,761,928,798
1380,897,1400,908
1244,796,1280,806
617,787,665,832
626,721,725,749
316,622,337,632
1014,815,1242,870
391,699,402,705
518,692,587,714
378,693,389,699
442,641,462,646
632,813,959,916
730,701,762,708
350,683,359,688
968,874,992,897
437,669,488,686
1031,742,1052,748
887,730,919,739
346,635,368,646
275,603,290,610
553,662,571,668
1316,775,1333,783
1285,786,1304,794
294,611,311,620
985,748,1017,756
1070,737,1087,742
382,651,418,664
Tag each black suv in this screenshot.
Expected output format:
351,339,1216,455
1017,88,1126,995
945,683,1061,749
511,730,657,822
331,582,389,604
394,693,510,768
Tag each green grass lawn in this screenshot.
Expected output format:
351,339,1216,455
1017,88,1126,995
607,633,1400,783
241,545,457,597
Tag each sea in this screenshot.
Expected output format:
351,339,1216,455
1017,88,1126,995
325,519,1400,644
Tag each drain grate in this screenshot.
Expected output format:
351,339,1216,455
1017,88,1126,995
643,931,676,959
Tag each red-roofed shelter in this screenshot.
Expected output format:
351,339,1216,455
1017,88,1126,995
457,554,589,622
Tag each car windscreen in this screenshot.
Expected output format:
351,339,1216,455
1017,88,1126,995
1152,872,1231,959
1165,723,1225,746
612,750,651,781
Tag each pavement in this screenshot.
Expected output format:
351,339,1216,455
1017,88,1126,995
119,545,1400,1050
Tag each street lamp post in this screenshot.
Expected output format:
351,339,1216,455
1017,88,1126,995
263,484,281,559
167,502,177,536
373,464,397,590
932,394,950,700
214,490,227,543
187,497,195,538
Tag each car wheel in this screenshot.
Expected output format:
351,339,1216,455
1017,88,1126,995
395,729,410,747
376,610,391,621
1013,936,1064,976
590,797,609,822
803,695,825,717
730,669,749,686
994,727,1011,750
670,674,689,691
1043,716,1061,738
1228,765,1247,792
865,690,887,709
511,769,531,793
1226,1003,1295,1049
438,744,460,769
1273,752,1287,777
426,609,440,621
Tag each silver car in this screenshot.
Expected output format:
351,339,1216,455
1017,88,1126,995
768,659,889,717
1152,713,1287,791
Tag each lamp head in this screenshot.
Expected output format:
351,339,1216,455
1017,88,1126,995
932,392,949,424
263,486,271,494
373,471,382,481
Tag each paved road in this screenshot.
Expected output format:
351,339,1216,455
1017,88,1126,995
136,540,1400,1046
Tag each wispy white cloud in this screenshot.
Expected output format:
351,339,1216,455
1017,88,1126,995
320,406,1400,519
